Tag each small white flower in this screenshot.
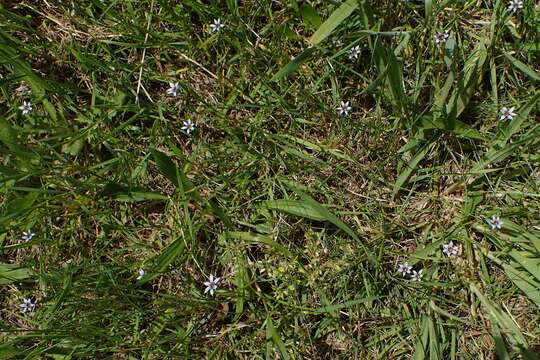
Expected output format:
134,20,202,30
434,31,449,45
166,82,179,97
204,274,220,296
442,241,460,257
507,0,523,13
397,262,412,276
21,230,35,242
499,106,517,121
348,46,361,60
181,119,196,135
337,101,352,116
19,100,32,116
410,269,423,281
20,298,36,313
487,215,503,230
136,269,145,280
210,18,224,32
333,39,342,48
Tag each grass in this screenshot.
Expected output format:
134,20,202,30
1,0,540,358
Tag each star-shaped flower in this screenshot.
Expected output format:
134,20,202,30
136,269,145,280
19,100,32,116
166,82,179,97
410,269,423,281
20,298,36,313
434,31,449,45
348,46,361,60
442,241,460,257
397,262,412,276
507,0,523,13
499,106,517,121
21,230,35,242
487,215,503,230
181,119,195,135
204,274,220,296
210,18,224,32
333,39,342,48
337,101,351,116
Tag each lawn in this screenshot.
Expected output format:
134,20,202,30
1,0,540,358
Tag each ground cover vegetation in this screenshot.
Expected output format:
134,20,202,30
1,0,540,358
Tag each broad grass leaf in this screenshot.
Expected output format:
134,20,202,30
5,192,39,215
150,148,202,201
309,0,358,46
300,4,322,28
417,116,484,140
262,199,327,221
150,148,232,227
314,296,380,314
273,133,356,163
433,70,455,110
492,323,511,360
508,249,540,283
496,95,539,147
233,254,247,321
445,41,487,125
103,182,168,202
62,138,84,156
0,263,32,285
503,52,540,81
470,283,536,359
0,117,39,163
413,316,429,360
427,316,442,359
0,344,20,359
150,148,182,190
470,142,520,174
292,189,360,242
271,47,316,81
42,99,58,122
265,318,290,360
137,237,186,285
502,260,540,309
228,231,293,258
393,137,437,196
424,0,432,20
0,43,46,99
386,48,406,110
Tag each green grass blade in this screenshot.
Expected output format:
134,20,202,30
292,189,359,242
496,94,539,147
492,322,511,360
508,249,540,283
300,4,322,28
228,231,294,258
138,237,186,285
262,199,327,221
502,52,540,81
150,148,183,191
103,182,168,202
0,43,47,99
309,0,358,46
393,137,437,196
271,47,316,81
314,296,380,314
445,41,488,125
265,318,290,360
0,263,32,285
386,48,406,110
150,148,203,201
413,316,429,360
470,283,536,359
503,261,540,309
